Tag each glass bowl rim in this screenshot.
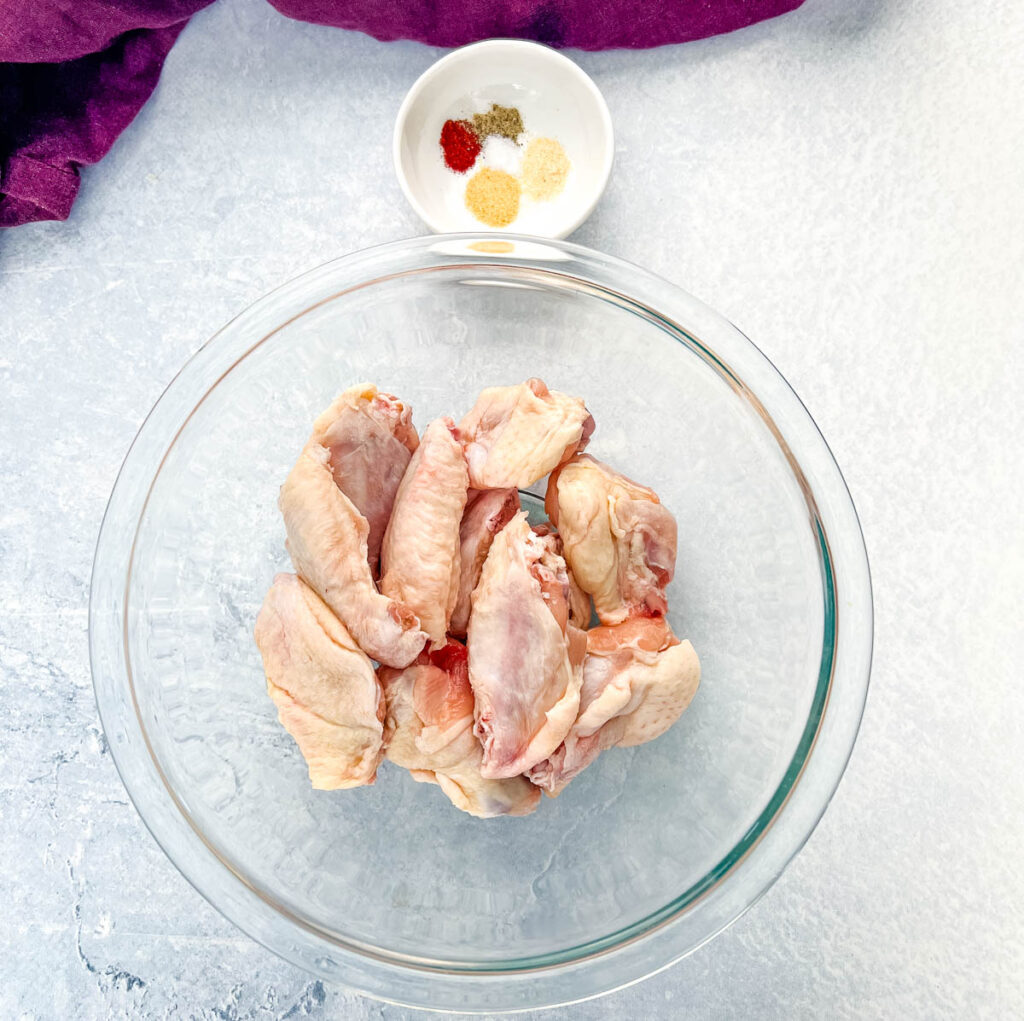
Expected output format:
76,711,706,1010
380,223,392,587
89,232,873,1012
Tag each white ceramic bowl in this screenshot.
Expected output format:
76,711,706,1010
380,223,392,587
393,40,614,237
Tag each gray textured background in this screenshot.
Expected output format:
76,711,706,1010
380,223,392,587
1,0,1022,1017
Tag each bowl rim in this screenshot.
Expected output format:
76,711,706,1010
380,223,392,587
392,39,615,238
90,233,872,1013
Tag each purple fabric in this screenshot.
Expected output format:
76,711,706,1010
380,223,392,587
267,0,805,51
0,23,192,227
0,1,209,62
0,0,804,229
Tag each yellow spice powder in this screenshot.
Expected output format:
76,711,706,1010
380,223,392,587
465,167,520,227
521,137,570,201
469,240,515,254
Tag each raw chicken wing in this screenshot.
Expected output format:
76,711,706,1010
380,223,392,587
311,384,418,577
380,418,469,646
468,512,585,779
531,523,593,628
254,573,385,789
280,441,427,667
380,642,541,818
528,617,700,796
546,454,677,625
449,488,520,637
459,378,595,489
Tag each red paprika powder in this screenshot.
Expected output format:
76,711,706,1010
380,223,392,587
439,119,481,173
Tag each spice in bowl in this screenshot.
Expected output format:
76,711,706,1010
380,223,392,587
465,168,521,227
521,137,570,201
472,104,524,143
435,103,572,229
439,119,482,173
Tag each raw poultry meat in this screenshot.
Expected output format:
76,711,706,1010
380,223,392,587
530,523,593,628
380,418,469,646
468,511,585,779
528,617,700,796
310,384,418,578
259,377,699,818
449,488,520,637
279,439,427,667
458,378,595,489
379,641,541,818
546,454,677,625
567,567,594,629
254,573,385,789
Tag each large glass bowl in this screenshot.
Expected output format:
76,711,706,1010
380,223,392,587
90,234,871,1013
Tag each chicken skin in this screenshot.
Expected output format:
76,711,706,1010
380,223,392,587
449,488,520,638
546,454,677,625
379,642,541,818
380,418,469,647
468,512,585,779
530,523,593,628
254,573,385,789
280,440,427,668
311,384,418,578
458,378,595,489
259,378,699,817
528,617,700,796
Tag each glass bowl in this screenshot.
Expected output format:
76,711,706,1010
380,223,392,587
90,234,871,1013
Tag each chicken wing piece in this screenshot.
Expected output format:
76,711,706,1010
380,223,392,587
546,454,678,625
380,641,541,818
311,384,419,578
527,617,700,796
567,569,594,629
254,573,385,789
380,418,469,646
280,441,427,667
468,511,585,779
449,488,520,638
458,378,595,489
530,523,593,629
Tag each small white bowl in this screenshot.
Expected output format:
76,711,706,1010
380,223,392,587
394,39,614,238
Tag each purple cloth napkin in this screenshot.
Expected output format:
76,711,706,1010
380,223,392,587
0,0,804,228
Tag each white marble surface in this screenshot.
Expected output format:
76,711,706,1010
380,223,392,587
1,0,1022,1016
